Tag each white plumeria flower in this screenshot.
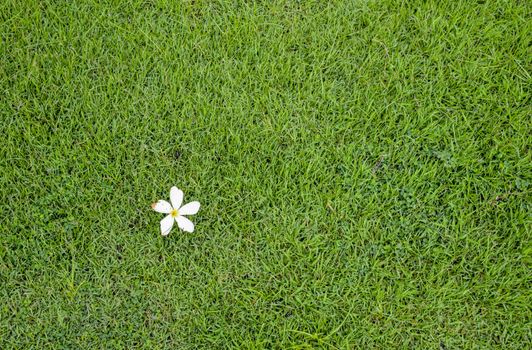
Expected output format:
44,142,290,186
151,186,200,235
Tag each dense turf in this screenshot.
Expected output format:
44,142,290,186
1,0,530,348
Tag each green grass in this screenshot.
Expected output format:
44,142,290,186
1,0,531,348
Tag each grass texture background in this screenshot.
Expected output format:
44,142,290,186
1,0,530,348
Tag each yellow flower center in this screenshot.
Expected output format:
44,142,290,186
171,209,179,218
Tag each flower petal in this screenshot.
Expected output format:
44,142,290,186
179,201,200,215
176,215,194,232
170,186,183,210
160,214,174,236
151,200,172,213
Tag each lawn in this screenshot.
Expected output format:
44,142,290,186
1,0,530,348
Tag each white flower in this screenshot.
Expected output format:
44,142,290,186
151,186,200,235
